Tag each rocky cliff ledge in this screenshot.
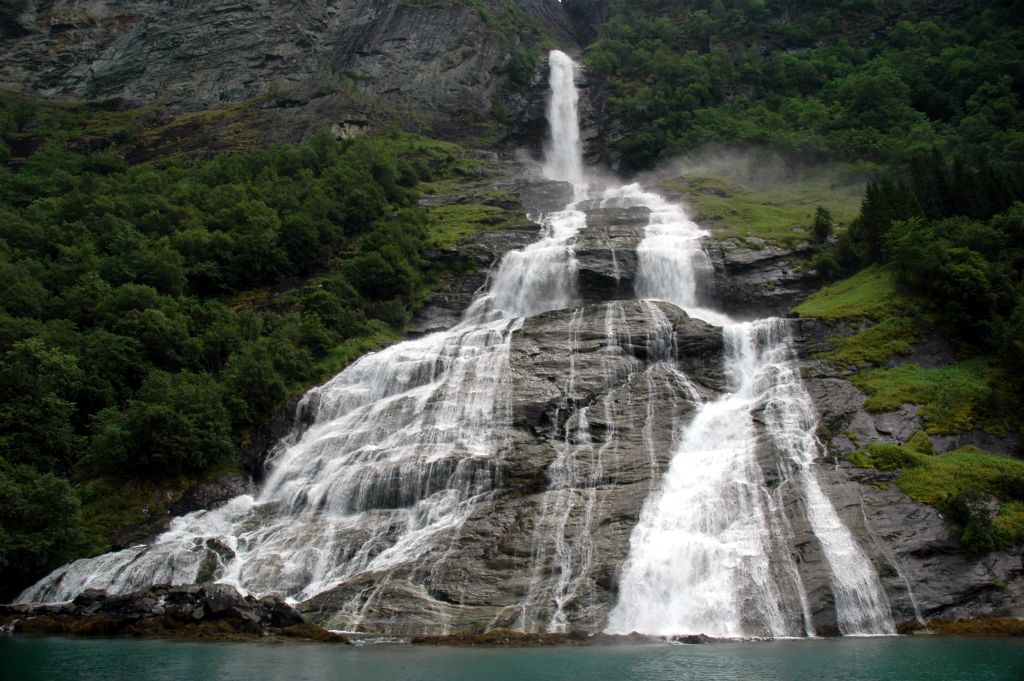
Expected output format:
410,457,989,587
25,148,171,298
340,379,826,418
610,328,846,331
1,583,348,642
790,320,1024,625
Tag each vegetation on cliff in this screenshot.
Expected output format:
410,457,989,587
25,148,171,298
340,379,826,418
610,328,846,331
849,435,1024,551
0,96,525,597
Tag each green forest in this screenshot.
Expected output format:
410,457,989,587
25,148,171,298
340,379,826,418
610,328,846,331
0,98,501,596
586,0,1023,174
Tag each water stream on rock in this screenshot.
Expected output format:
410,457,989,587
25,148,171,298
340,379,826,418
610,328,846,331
590,179,895,636
17,50,896,639
17,51,590,609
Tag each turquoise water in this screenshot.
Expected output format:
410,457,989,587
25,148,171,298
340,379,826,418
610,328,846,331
2,636,1023,681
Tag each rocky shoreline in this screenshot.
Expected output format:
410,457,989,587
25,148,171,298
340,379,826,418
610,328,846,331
4,584,1022,644
0,584,348,643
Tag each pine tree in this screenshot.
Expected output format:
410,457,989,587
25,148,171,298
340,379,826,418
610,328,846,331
812,206,833,242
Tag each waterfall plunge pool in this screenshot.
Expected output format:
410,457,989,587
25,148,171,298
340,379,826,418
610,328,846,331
3,636,1022,681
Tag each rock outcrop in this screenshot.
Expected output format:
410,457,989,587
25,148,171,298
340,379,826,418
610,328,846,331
507,54,609,166
789,319,1024,626
409,170,573,336
0,583,348,642
704,238,821,318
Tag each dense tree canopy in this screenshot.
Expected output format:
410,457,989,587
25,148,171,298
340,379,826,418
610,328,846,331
0,102,468,595
585,0,1024,173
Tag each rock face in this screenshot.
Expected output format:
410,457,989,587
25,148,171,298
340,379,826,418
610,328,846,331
299,300,724,633
790,319,1024,625
704,238,821,318
409,167,574,336
572,199,646,302
507,54,609,166
0,0,573,134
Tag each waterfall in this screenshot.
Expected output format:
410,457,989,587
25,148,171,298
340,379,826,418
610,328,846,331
16,52,590,610
602,188,896,637
542,50,585,189
18,50,898,639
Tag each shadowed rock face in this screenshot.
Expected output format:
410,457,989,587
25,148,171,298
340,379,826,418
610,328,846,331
572,199,646,303
0,0,572,132
703,239,821,319
298,300,724,633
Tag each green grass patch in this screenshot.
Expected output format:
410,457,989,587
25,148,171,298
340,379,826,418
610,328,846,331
821,316,926,369
426,203,530,249
1,92,156,157
792,266,915,320
850,359,993,435
370,129,464,161
660,165,863,247
312,320,400,380
897,445,1024,549
848,438,1024,550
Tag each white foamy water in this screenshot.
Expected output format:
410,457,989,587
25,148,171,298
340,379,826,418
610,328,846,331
542,50,585,189
606,320,894,637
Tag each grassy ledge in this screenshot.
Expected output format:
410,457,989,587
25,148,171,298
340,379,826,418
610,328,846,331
658,161,864,248
848,434,1024,550
792,265,913,321
850,359,1004,435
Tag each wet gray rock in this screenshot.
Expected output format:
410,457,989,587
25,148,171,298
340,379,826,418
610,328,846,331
792,317,1024,625
846,468,1024,622
884,332,957,370
572,199,646,303
407,223,540,336
407,163,556,337
930,429,1022,456
1,583,310,636
299,301,724,633
703,239,821,318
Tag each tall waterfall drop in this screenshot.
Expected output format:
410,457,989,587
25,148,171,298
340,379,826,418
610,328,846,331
542,50,585,188
18,50,899,639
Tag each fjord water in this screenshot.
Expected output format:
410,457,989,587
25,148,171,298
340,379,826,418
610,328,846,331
21,49,893,638
3,637,1023,681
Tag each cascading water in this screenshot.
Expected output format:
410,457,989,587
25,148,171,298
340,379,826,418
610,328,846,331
17,50,590,611
601,184,896,638
542,50,585,189
19,49,899,639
